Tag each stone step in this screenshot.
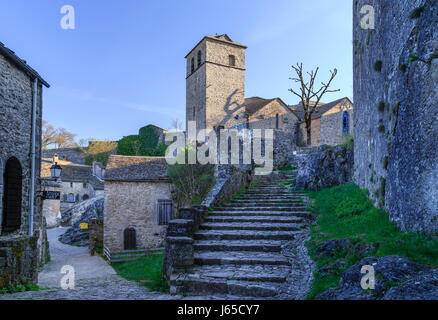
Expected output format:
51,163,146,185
193,240,283,252
214,206,307,212
194,230,299,241
204,215,304,224
171,276,280,297
229,201,305,206
200,222,305,231
194,251,291,266
209,211,312,218
187,264,290,282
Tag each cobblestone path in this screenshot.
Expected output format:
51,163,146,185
171,172,315,299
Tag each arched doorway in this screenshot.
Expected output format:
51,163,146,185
82,194,89,201
124,228,136,250
2,157,22,234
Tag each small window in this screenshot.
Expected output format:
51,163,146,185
229,55,236,66
197,50,202,67
275,114,279,129
191,57,194,73
83,182,87,188
82,194,89,201
70,182,73,188
342,112,350,134
67,193,75,203
157,200,173,225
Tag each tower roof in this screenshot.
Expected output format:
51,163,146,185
185,34,247,58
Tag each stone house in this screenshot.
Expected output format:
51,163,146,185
185,34,354,147
0,41,50,287
40,155,104,225
292,97,354,146
103,156,174,253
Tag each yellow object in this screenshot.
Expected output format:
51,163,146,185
80,223,88,230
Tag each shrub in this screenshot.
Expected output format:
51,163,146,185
342,134,354,150
409,7,424,19
400,64,407,73
377,101,385,112
374,60,382,72
167,155,215,207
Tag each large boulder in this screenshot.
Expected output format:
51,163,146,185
58,196,104,247
295,145,353,191
316,256,431,300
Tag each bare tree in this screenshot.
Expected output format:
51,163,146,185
42,120,78,149
42,120,57,149
289,63,339,146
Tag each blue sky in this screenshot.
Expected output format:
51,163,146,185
0,0,353,142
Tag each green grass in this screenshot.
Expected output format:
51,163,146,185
277,165,298,172
111,253,169,292
305,183,438,299
0,283,41,294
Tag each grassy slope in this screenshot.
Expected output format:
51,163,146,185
111,253,169,292
306,183,438,299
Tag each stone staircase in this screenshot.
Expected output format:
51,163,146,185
171,172,312,298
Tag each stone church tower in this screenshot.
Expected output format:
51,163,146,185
185,34,247,131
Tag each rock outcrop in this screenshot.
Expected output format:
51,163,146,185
294,145,353,191
59,196,104,247
353,0,438,234
317,256,438,300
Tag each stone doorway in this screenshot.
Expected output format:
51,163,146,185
2,157,22,234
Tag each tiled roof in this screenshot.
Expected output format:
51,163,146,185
290,97,352,122
0,41,50,87
104,155,170,182
244,97,276,116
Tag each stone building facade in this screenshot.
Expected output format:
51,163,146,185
41,155,104,219
0,42,50,287
353,0,438,234
103,156,174,252
185,35,354,147
295,98,354,146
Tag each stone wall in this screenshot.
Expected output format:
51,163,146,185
353,0,438,233
299,119,321,147
0,51,48,286
60,181,96,213
103,181,174,252
202,165,254,208
295,145,354,191
42,148,86,165
247,100,299,133
89,218,103,255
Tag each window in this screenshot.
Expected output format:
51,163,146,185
157,199,173,225
229,55,236,66
67,193,75,203
191,57,194,73
342,112,350,134
275,114,279,129
197,50,202,67
83,182,87,188
82,194,89,201
70,182,73,188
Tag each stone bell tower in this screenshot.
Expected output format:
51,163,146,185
185,34,247,132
